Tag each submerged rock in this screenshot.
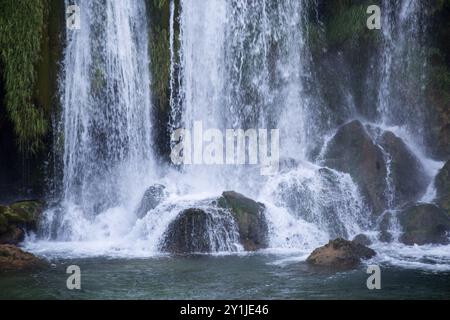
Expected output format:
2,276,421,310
378,131,429,206
322,120,388,215
399,204,450,245
352,234,372,246
218,191,269,251
0,201,43,245
0,245,44,271
136,184,167,218
435,160,450,214
307,238,376,269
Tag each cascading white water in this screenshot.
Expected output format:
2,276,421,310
44,0,155,241
24,0,448,269
378,0,427,134
172,0,370,250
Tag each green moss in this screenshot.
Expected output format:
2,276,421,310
326,5,371,46
0,201,42,227
150,26,170,111
0,0,49,153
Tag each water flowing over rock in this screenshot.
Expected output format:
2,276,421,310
136,184,168,218
399,204,450,245
218,192,269,251
322,120,388,216
307,238,376,270
160,206,241,254
378,131,429,207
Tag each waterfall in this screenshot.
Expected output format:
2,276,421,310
377,0,427,135
172,0,369,249
44,0,154,240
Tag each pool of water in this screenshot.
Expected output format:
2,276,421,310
1,253,449,299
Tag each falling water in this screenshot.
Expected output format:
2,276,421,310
377,0,427,134
44,0,154,240
172,0,369,249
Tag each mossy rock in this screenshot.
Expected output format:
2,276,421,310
0,201,43,245
5,201,43,227
217,191,269,251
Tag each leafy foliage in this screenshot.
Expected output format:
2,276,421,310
0,0,48,153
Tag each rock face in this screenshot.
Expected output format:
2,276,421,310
218,191,269,251
307,238,376,269
322,120,388,215
0,201,43,245
160,209,212,254
435,161,450,214
352,234,372,246
399,204,450,245
0,245,43,270
136,184,167,218
378,131,429,207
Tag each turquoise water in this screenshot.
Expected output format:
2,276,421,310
1,254,449,300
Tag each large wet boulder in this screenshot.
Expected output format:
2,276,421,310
136,184,167,218
322,120,388,215
0,201,43,245
398,204,450,245
307,238,376,269
435,160,450,214
217,191,269,251
0,245,44,271
378,131,429,206
160,208,213,254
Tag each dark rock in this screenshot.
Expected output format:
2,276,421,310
435,160,450,214
352,234,372,246
379,131,429,206
0,226,24,245
160,209,212,254
307,238,376,269
218,191,269,251
136,184,167,218
399,204,450,245
0,245,44,271
322,120,388,215
0,201,43,245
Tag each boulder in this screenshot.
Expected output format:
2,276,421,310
307,238,376,269
435,160,450,214
0,245,44,270
136,184,167,218
399,204,450,245
352,234,372,246
160,209,212,254
0,201,43,245
322,120,388,215
217,191,269,251
378,131,429,206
